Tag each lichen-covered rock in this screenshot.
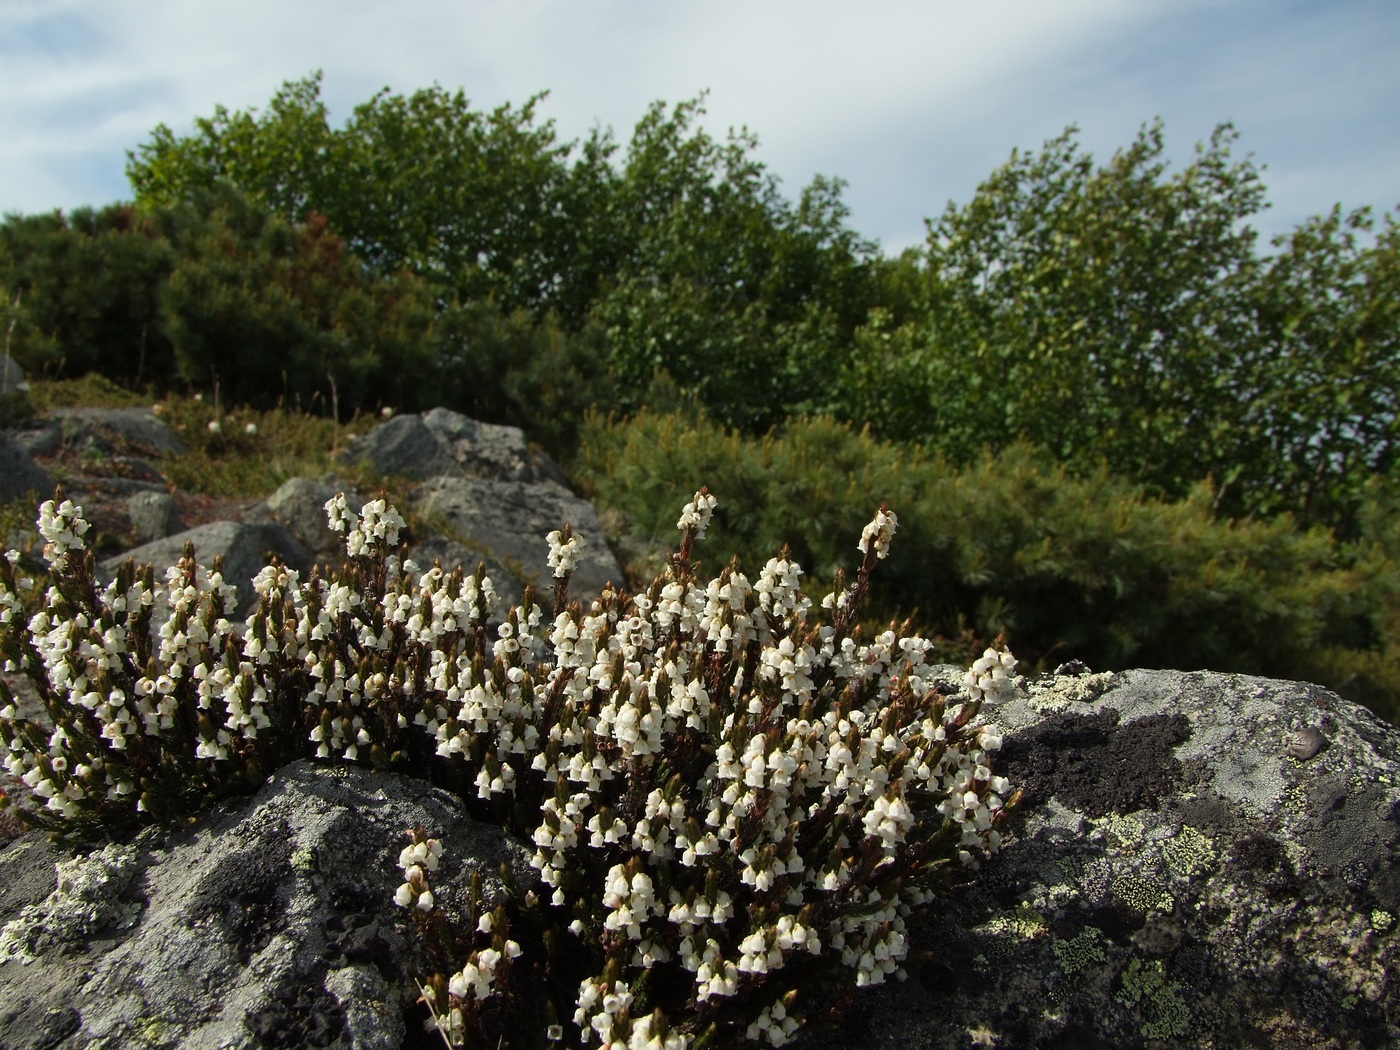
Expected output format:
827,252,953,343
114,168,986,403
0,761,533,1050
795,667,1400,1050
53,407,187,457
125,490,181,544
259,476,365,563
410,475,623,607
335,407,567,485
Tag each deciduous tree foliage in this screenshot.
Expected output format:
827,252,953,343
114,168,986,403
125,76,882,429
839,121,1399,531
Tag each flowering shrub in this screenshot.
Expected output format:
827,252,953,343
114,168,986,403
0,486,1019,1049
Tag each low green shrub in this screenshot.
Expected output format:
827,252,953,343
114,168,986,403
0,489,1019,1048
576,410,1397,721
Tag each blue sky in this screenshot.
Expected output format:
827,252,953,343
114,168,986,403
2,0,1397,256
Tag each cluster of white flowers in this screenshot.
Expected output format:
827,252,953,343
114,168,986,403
547,528,585,579
36,498,89,565
963,646,1018,704
385,490,1019,1048
676,490,718,538
393,833,443,911
857,506,897,560
0,486,1020,1050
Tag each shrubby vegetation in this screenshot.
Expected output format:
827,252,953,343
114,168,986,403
577,409,1399,720
1,74,1398,720
0,490,1019,1047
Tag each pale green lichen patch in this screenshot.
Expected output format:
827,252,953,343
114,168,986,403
974,906,1049,962
1162,825,1216,879
1025,671,1117,713
1116,957,1192,1041
1112,873,1174,914
1051,927,1107,975
291,847,317,874
1094,812,1146,848
1371,909,1394,933
0,843,143,963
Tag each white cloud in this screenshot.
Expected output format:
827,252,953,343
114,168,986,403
0,0,1396,251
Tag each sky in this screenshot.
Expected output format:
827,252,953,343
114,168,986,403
2,0,1398,257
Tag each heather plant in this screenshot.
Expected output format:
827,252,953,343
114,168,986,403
0,487,1019,1048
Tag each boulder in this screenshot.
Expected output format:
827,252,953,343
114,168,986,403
795,668,1400,1050
0,432,51,504
0,354,25,389
410,475,624,608
52,407,187,458
0,761,532,1050
336,407,568,485
125,490,182,544
102,521,312,616
258,477,365,565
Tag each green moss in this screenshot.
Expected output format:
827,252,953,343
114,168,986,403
1116,957,1192,1040
1370,909,1394,933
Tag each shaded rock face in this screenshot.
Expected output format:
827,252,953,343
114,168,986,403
259,477,366,564
51,407,188,458
796,669,1400,1050
0,761,532,1050
0,432,51,504
336,408,566,487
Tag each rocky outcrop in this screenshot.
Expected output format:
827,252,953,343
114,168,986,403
797,667,1400,1050
0,762,531,1050
335,409,568,487
0,670,1394,1049
411,474,620,608
3,403,624,614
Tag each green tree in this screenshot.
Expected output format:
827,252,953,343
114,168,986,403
587,99,879,429
129,73,585,314
839,119,1398,529
904,121,1267,493
126,79,884,431
0,204,176,382
1237,206,1400,526
152,185,437,413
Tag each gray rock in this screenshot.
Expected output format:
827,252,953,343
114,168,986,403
125,491,181,543
795,668,1400,1050
0,761,533,1050
4,419,61,458
262,477,365,563
420,407,537,482
0,354,25,389
0,432,51,503
337,407,568,485
102,521,311,615
54,407,187,457
410,475,623,609
336,413,459,481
